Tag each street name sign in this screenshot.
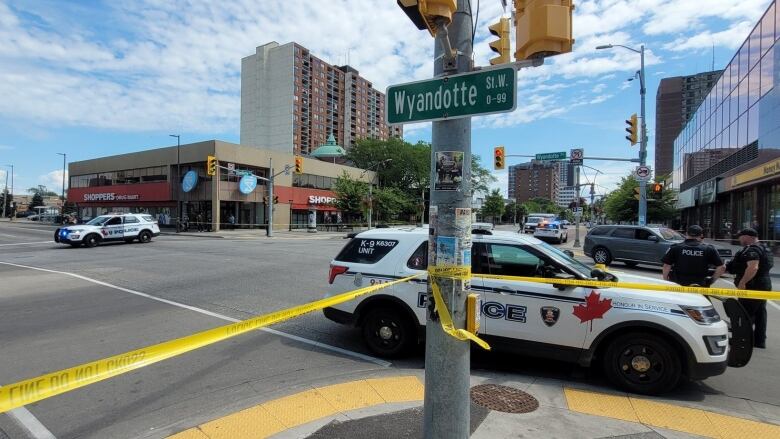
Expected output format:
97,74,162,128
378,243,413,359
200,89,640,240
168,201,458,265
386,66,517,124
535,152,566,161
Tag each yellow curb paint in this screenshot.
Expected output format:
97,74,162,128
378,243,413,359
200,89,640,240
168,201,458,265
565,387,780,439
167,376,424,439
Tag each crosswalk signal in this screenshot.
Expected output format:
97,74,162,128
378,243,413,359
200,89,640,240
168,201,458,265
488,17,511,65
625,113,638,145
396,0,457,36
294,156,304,174
652,183,663,199
633,187,641,200
206,155,217,176
514,0,575,61
494,146,505,170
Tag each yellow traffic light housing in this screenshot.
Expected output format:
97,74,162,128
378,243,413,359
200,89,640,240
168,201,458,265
397,0,457,36
206,155,217,176
514,0,575,61
488,17,511,65
625,113,638,145
294,156,304,174
494,146,505,170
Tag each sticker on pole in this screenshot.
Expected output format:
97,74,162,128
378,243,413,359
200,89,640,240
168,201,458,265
634,165,651,181
570,148,583,165
434,151,464,191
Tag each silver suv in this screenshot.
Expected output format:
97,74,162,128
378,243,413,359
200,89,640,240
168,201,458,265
583,225,732,267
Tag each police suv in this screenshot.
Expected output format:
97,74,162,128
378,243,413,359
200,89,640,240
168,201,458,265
54,214,160,248
324,228,750,394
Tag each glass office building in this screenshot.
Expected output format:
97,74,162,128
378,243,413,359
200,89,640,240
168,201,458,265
674,0,780,245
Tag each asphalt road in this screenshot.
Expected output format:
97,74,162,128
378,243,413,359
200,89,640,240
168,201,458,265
1,220,779,438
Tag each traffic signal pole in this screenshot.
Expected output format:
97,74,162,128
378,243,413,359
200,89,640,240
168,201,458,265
638,44,648,226
267,157,274,237
424,2,472,438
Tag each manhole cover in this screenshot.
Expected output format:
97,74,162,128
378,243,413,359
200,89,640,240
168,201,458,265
470,384,539,414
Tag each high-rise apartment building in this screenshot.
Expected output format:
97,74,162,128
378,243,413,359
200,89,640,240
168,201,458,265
241,42,402,155
655,70,722,177
510,161,559,203
508,159,570,200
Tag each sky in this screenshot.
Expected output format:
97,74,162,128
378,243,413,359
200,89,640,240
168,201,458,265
0,0,774,201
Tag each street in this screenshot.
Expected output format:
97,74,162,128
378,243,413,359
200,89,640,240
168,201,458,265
1,221,780,438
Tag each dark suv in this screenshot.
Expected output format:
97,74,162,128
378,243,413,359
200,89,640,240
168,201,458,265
583,225,732,267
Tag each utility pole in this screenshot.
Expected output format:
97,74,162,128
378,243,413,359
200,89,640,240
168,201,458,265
56,153,66,219
424,1,473,437
573,165,581,247
267,157,274,237
170,134,181,232
638,44,648,226
2,168,7,219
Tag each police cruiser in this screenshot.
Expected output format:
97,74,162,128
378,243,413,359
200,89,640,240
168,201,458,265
54,214,160,248
324,227,751,395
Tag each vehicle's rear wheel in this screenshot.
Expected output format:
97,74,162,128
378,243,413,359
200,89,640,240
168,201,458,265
603,332,681,395
362,307,415,358
592,247,612,265
84,234,100,248
138,230,152,243
624,261,639,268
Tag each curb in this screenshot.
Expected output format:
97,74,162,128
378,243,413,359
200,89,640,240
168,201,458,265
161,232,225,239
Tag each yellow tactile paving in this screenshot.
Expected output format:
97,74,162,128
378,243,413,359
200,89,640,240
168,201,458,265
167,428,210,439
565,387,780,439
261,388,339,427
315,380,385,412
198,405,286,439
366,376,425,403
563,388,640,423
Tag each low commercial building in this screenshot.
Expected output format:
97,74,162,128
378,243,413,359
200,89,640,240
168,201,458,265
67,140,374,231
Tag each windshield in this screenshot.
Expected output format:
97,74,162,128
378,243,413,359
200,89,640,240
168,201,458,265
86,216,111,226
527,217,544,223
658,228,684,240
537,241,592,277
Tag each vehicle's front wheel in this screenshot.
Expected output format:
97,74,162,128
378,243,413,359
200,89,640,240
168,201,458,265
592,247,612,265
362,307,415,358
603,332,681,395
138,230,152,243
83,234,101,248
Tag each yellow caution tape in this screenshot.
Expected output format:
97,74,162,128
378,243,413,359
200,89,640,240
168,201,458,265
0,274,421,414
428,267,490,351
476,274,780,301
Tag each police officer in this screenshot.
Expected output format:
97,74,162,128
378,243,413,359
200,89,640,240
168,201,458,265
727,228,772,349
662,225,725,286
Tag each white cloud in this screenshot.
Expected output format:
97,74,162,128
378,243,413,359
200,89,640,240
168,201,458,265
39,169,68,193
488,170,508,198
643,0,769,35
664,20,757,51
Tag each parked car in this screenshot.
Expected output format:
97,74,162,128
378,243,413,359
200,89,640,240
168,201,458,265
583,225,732,267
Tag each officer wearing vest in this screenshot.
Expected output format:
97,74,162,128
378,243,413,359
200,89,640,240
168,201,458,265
727,228,772,349
662,225,725,287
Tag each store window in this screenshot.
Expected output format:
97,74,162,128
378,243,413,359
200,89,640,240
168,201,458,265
718,197,732,239
735,190,755,230
766,184,780,242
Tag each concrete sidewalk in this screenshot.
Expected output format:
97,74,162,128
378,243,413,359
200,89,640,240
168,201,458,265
160,228,353,240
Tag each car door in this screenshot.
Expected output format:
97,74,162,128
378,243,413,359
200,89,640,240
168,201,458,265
102,216,124,240
608,227,636,260
122,215,141,239
475,242,587,351
633,228,665,264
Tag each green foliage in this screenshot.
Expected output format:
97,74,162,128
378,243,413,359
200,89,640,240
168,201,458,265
1,189,12,216
28,185,58,197
520,197,558,217
603,175,677,223
503,200,518,223
30,192,44,210
558,209,574,222
332,172,368,221
373,187,413,221
471,154,496,195
481,189,505,221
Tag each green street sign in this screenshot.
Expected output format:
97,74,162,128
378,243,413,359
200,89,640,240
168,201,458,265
535,152,567,161
386,66,516,124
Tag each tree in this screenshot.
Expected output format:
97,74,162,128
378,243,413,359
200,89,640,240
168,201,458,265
481,189,505,222
373,187,412,222
503,200,518,223
332,172,368,222
28,185,58,198
30,192,44,211
471,154,496,195
603,175,677,223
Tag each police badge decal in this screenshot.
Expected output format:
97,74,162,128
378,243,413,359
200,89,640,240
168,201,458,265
540,306,560,327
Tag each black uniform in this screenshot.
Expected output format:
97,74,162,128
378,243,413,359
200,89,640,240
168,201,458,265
661,239,723,286
728,244,772,346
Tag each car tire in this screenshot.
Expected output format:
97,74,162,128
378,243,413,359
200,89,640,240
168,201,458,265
84,234,101,248
138,230,152,243
362,306,415,358
603,332,681,395
592,247,612,265
624,261,639,268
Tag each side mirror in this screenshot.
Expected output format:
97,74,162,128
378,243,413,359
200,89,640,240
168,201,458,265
648,235,659,242
563,250,575,258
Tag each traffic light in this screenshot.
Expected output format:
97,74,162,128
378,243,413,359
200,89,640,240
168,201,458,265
633,187,641,200
625,113,638,145
514,0,574,61
294,155,304,174
494,146,505,170
206,155,217,176
396,0,457,37
652,183,663,199
488,17,511,65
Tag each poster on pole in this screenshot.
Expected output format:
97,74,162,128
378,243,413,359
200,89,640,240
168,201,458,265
434,151,464,191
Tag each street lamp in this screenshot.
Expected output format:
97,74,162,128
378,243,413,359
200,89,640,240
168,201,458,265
360,159,392,229
56,153,67,220
596,43,648,226
170,134,181,232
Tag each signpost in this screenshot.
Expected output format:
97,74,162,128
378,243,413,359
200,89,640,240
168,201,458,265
535,152,566,161
386,66,516,124
570,148,583,165
634,165,651,181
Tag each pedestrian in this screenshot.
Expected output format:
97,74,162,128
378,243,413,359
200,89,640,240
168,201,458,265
727,228,772,349
228,213,236,230
196,211,204,232
661,225,725,287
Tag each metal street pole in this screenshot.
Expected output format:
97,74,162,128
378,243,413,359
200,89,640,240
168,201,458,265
170,135,181,232
8,165,13,221
424,2,472,438
574,165,581,247
638,44,648,226
56,153,66,219
368,182,373,229
2,168,7,219
267,157,274,237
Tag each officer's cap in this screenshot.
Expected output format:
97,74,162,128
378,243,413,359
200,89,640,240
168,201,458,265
737,228,758,237
686,225,703,237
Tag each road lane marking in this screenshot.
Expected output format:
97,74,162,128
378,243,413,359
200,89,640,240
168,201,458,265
0,241,53,246
0,226,55,234
168,376,424,439
7,407,57,439
769,301,780,312
0,261,391,367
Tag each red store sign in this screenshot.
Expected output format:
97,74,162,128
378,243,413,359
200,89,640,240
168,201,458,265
69,182,171,204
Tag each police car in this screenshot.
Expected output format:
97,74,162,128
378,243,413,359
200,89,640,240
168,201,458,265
324,228,749,395
54,214,160,248
533,221,568,244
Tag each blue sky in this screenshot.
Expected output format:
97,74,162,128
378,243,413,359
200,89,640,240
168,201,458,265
0,0,773,199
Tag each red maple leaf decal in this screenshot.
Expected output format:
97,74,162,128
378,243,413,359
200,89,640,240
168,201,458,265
573,291,612,331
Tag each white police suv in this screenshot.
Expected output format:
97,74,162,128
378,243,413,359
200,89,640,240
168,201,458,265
533,221,568,244
324,227,751,394
54,214,160,248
